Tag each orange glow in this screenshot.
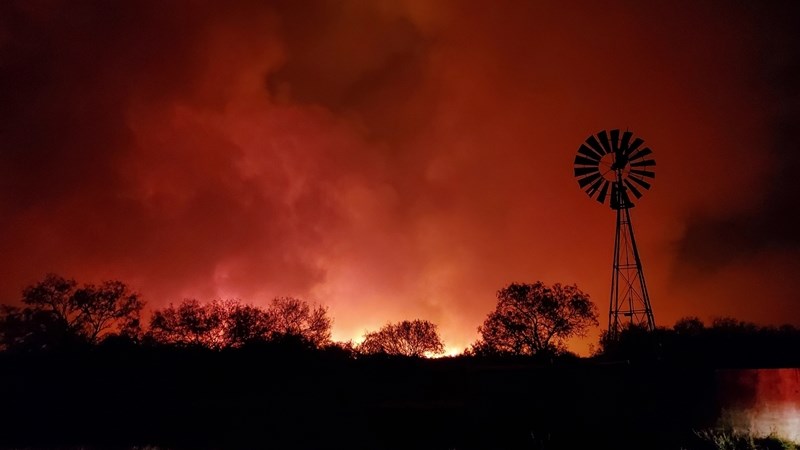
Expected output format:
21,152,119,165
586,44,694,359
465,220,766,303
1,1,798,356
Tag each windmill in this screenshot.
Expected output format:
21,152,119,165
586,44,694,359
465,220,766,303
573,129,656,340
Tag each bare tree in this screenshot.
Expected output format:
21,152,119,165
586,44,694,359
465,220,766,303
73,280,143,343
0,274,144,349
359,320,445,357
21,273,82,332
268,297,332,347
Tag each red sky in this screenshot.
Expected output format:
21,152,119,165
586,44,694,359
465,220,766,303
1,0,799,354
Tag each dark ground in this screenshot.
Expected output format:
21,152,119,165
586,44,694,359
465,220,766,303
0,346,722,450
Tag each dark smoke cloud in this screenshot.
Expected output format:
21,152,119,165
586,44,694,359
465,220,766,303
674,2,800,275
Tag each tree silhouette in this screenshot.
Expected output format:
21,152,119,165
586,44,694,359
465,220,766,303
474,282,598,356
596,322,663,360
0,274,143,350
0,304,73,350
268,297,332,347
358,319,445,357
147,297,332,348
73,280,143,342
148,299,225,348
220,300,275,347
21,274,82,336
595,316,800,366
673,316,705,336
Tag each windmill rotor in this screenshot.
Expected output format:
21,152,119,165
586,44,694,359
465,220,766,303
573,129,656,209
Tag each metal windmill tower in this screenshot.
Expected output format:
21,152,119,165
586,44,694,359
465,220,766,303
573,129,656,340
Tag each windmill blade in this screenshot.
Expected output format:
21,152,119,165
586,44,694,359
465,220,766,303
577,171,602,188
574,155,600,166
597,130,612,154
610,129,620,153
628,175,652,190
626,138,644,156
577,144,603,161
597,180,610,204
574,166,599,177
586,135,607,155
631,169,656,179
586,176,605,197
620,131,633,153
629,147,652,161
624,179,643,199
574,129,654,209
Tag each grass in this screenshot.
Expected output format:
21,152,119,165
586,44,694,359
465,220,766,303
690,429,799,450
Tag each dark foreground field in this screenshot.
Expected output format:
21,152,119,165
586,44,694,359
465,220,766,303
0,345,730,450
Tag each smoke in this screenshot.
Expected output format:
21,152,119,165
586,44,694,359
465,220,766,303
674,1,800,275
0,0,457,344
1,0,799,351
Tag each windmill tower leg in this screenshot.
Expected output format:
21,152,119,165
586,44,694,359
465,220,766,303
572,129,657,341
623,206,656,330
609,200,655,340
609,207,622,340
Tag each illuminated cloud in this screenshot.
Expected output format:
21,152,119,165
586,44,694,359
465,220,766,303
1,0,798,353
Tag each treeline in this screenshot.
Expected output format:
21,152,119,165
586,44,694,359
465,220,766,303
602,317,800,367
1,274,798,449
0,274,447,357
2,273,799,366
